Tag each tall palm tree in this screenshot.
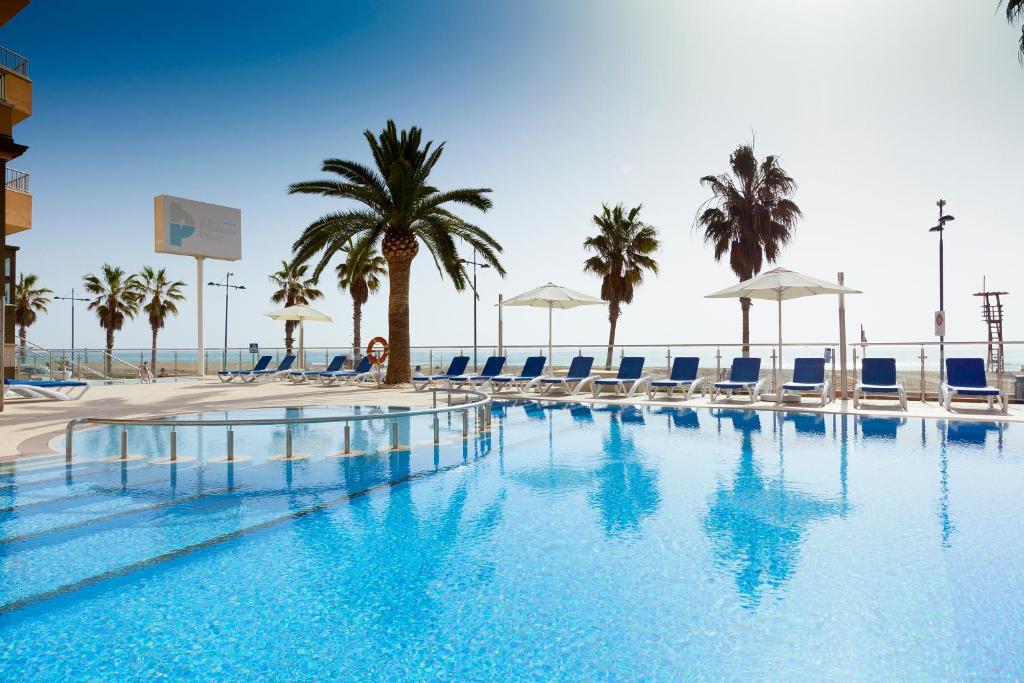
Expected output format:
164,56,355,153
83,264,142,376
336,241,387,363
289,120,505,384
13,273,52,364
135,266,186,369
696,144,802,355
269,260,323,353
1002,1,1024,63
583,203,660,369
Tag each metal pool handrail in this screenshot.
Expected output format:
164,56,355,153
64,388,492,463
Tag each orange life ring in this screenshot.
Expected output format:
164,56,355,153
366,336,389,365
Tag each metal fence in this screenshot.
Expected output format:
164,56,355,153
0,46,29,76
5,167,29,193
20,340,1024,403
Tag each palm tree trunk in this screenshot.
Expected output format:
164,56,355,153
384,256,413,385
352,300,362,365
105,328,114,377
740,296,751,358
285,321,295,354
17,324,26,366
605,301,620,370
151,326,158,370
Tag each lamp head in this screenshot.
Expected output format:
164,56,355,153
207,281,216,286
459,258,468,264
481,264,491,269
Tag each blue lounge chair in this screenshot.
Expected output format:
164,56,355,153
539,356,597,396
941,358,1003,412
447,356,507,391
648,357,705,400
711,358,766,404
779,357,832,406
490,356,546,393
218,355,271,383
4,378,89,401
412,356,470,391
288,355,347,384
319,356,373,386
853,358,906,411
593,356,649,397
240,355,295,383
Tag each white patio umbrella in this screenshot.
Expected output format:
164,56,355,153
265,304,333,369
705,268,861,394
498,282,606,365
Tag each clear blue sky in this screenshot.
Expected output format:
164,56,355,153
5,0,1024,354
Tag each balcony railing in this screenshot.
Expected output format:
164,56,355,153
0,46,29,77
5,168,28,193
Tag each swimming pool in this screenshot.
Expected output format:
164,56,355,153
1,403,1022,680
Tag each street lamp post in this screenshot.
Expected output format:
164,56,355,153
208,273,245,372
459,251,490,372
54,289,89,372
929,199,955,385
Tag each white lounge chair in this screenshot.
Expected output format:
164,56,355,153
940,358,1004,412
711,358,767,404
538,356,598,396
592,356,650,398
853,358,907,411
490,356,546,393
648,357,705,400
778,358,832,407
4,378,90,401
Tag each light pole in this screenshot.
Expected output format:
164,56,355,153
54,289,89,370
929,200,955,385
459,251,490,371
208,273,245,371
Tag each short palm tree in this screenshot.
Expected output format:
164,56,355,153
583,204,660,369
13,273,52,364
336,241,387,363
1003,1,1024,63
269,260,323,353
83,264,142,376
696,144,802,355
289,120,504,385
135,266,186,369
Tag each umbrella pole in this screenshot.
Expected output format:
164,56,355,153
777,292,782,397
299,319,305,369
548,303,553,372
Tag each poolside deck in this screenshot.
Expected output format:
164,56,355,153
2,378,1021,459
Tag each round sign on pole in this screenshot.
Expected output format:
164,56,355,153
934,310,945,337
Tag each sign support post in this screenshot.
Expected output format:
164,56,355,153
196,256,205,376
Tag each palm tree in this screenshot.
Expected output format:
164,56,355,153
83,264,142,376
13,273,52,364
135,266,186,369
583,203,660,369
336,241,387,363
269,260,323,353
696,144,802,355
289,120,505,385
1002,1,1024,63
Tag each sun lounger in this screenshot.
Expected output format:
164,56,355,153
289,355,347,384
779,357,832,406
490,356,546,393
319,356,373,386
4,378,89,401
218,355,272,383
240,355,295,383
711,358,766,404
538,356,597,396
941,358,1004,412
447,356,507,391
592,356,649,397
853,358,906,411
412,356,470,391
648,357,705,400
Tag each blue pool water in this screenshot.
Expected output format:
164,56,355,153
1,403,1022,680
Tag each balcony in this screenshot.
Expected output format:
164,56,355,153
0,46,31,126
5,168,30,236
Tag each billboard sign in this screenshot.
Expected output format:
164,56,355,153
154,195,241,261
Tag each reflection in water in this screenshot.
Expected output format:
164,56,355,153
588,406,660,537
946,420,1005,447
782,412,825,436
858,416,905,441
705,409,844,607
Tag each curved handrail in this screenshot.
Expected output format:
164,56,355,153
64,388,492,462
